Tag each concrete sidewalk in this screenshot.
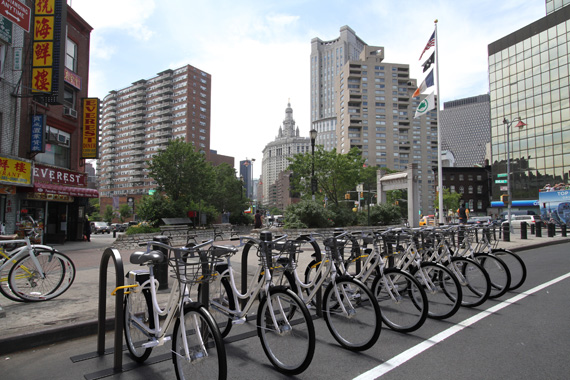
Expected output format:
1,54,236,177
0,229,568,356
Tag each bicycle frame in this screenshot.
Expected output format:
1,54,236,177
0,239,47,282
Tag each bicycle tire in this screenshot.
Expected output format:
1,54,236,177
7,250,74,302
172,303,227,380
0,251,26,302
124,288,155,362
257,287,315,375
448,257,491,307
474,253,511,299
371,268,428,333
322,275,382,351
198,271,235,338
412,262,462,320
492,249,527,290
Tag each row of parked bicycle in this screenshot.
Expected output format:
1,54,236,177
121,222,525,379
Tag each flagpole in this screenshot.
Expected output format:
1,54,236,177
434,20,445,225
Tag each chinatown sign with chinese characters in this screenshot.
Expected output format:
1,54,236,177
31,0,67,104
0,0,31,32
82,98,99,159
0,156,32,186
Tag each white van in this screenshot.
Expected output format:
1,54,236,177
502,215,537,229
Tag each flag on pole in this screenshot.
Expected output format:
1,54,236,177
414,92,436,118
412,70,434,98
419,31,435,60
422,52,435,72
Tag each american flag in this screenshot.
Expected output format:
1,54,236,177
419,32,435,60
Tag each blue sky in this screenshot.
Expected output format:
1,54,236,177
68,0,547,179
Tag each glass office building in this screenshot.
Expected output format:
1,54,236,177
488,5,570,202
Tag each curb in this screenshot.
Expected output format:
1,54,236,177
0,318,114,356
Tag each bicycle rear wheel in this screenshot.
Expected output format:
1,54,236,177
371,268,428,333
172,304,227,380
492,249,527,290
257,287,315,375
124,289,154,362
323,276,381,351
412,262,462,320
8,250,74,302
448,257,490,307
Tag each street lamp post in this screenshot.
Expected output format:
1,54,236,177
310,129,318,201
503,117,526,233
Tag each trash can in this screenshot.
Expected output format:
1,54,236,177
152,235,170,290
561,224,567,237
520,221,527,240
535,220,542,237
502,223,510,242
530,223,535,235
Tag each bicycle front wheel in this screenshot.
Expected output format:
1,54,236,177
124,289,154,362
323,276,381,351
449,257,490,307
172,304,227,380
257,287,315,375
8,250,74,302
1,251,25,302
412,262,462,320
474,253,511,299
492,249,527,290
371,268,428,333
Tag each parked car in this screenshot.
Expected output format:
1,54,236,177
110,223,126,232
467,216,493,225
91,221,111,234
501,215,537,229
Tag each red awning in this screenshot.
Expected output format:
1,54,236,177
32,183,99,198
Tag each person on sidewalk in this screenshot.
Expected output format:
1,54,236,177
83,217,91,242
457,203,469,224
254,210,263,229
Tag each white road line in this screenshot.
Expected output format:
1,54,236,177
353,272,570,380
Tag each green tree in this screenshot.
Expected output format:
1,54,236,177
147,139,213,203
284,200,334,228
288,147,366,207
435,188,462,214
208,163,249,218
137,193,186,227
118,204,132,222
103,205,114,223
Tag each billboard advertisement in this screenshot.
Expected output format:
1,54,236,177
539,190,570,225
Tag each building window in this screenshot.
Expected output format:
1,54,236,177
35,126,71,168
63,87,76,109
477,200,483,210
477,185,483,194
65,37,77,72
459,174,464,181
459,186,464,194
468,186,473,194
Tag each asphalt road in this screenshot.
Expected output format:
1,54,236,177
2,242,569,380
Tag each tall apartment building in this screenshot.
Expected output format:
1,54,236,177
311,26,367,151
239,159,254,199
440,95,491,167
488,2,570,205
261,102,311,206
336,45,438,215
99,64,212,213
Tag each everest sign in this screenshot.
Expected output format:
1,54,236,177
0,0,31,32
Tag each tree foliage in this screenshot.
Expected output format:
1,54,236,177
287,147,366,207
147,139,213,203
118,204,132,222
435,188,462,213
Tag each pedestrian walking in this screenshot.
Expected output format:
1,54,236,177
84,217,91,242
457,203,469,224
254,210,263,229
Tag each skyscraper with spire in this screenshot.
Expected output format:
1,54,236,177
261,102,311,207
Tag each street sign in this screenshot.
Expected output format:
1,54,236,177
495,179,508,184
496,173,508,178
0,0,31,32
500,186,508,191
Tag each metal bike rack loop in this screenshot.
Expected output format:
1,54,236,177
97,247,125,372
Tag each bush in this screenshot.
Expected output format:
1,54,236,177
366,203,402,226
125,224,160,235
284,200,334,229
326,203,358,227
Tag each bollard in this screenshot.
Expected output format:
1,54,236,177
536,220,542,237
153,235,170,290
502,223,510,242
547,222,555,237
520,221,527,239
113,229,116,238
561,224,567,237
530,223,535,235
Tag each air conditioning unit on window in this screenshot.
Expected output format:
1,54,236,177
63,107,78,118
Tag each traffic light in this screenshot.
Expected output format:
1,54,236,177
345,193,350,200
360,192,364,200
501,194,510,204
